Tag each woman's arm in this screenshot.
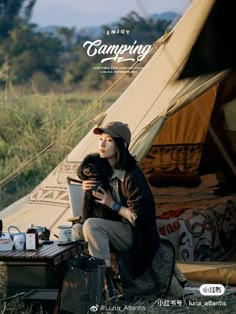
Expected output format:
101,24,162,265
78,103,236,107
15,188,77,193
117,206,137,225
92,187,137,225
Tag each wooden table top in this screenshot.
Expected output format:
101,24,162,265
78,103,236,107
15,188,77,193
0,240,86,265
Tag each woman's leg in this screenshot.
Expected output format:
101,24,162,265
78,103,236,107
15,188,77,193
71,222,84,240
82,218,132,267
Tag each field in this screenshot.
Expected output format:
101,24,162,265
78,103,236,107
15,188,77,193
0,81,131,212
0,276,236,314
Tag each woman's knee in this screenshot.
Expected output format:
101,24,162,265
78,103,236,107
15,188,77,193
71,222,84,240
82,218,99,238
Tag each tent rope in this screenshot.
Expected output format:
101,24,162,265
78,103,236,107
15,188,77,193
0,65,137,189
48,206,71,232
0,13,176,190
0,118,95,188
33,36,176,230
0,33,170,190
1,18,179,234
205,124,236,177
192,94,236,177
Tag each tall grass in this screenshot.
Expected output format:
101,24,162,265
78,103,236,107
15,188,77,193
0,89,121,211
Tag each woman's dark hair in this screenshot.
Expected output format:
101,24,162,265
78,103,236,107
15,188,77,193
113,137,137,170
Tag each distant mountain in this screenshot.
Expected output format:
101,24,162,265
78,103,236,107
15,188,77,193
36,24,102,40
35,25,78,44
36,25,59,36
37,11,178,40
77,26,102,39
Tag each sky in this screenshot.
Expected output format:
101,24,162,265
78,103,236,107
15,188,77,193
31,0,191,29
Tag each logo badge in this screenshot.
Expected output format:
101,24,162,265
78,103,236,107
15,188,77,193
200,284,225,296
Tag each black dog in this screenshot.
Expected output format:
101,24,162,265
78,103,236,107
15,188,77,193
77,153,119,221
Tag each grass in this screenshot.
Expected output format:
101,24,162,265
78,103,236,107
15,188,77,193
1,262,236,314
0,287,236,313
0,86,126,212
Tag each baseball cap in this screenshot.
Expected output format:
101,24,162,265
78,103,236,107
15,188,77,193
93,121,131,145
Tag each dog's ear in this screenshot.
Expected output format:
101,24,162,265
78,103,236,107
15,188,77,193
77,162,86,180
77,153,95,180
76,167,82,180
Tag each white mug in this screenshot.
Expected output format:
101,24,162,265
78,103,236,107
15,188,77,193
58,225,72,242
13,234,25,250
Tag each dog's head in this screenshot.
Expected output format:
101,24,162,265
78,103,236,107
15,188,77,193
77,153,112,180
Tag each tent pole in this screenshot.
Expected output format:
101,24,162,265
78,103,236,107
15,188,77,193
207,124,236,176
195,103,236,176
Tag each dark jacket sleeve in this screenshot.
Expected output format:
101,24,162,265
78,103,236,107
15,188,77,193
119,165,160,277
121,165,156,218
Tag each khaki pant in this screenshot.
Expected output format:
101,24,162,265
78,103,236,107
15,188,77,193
72,218,132,267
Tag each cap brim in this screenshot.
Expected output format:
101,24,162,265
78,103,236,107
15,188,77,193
93,127,104,135
93,127,119,138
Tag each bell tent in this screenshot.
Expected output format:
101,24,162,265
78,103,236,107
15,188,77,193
1,0,236,282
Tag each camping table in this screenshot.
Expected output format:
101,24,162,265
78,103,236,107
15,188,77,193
0,240,86,296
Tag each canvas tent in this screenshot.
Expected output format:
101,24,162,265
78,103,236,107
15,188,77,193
1,0,236,282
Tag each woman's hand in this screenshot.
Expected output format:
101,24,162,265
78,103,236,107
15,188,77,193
92,187,113,209
82,179,96,191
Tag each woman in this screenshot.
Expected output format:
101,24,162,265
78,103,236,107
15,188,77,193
72,121,160,289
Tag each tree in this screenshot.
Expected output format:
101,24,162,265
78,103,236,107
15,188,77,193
57,27,76,50
0,22,63,84
101,11,169,45
0,0,36,39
